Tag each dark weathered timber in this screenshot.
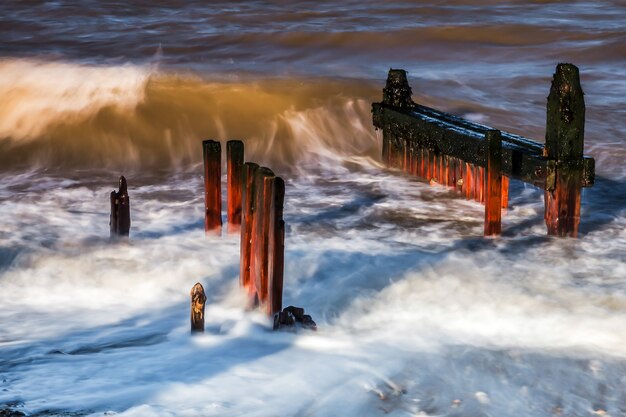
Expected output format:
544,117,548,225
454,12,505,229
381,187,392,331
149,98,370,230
544,64,585,237
110,176,130,239
373,65,596,237
267,176,285,317
227,140,244,232
372,70,595,189
251,167,275,307
203,140,222,234
240,162,259,301
484,130,503,236
190,282,206,334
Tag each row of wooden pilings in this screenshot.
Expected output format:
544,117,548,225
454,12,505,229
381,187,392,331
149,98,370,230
191,139,286,333
386,130,510,236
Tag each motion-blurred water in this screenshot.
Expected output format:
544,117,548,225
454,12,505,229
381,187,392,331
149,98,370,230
1,1,625,416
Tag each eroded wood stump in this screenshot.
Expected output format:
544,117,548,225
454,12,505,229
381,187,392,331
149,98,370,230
110,175,130,239
190,282,206,334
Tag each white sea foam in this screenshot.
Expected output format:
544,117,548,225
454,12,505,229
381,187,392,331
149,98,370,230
1,163,625,416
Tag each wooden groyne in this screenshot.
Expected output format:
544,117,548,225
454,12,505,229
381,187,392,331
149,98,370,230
372,63,595,237
200,140,287,321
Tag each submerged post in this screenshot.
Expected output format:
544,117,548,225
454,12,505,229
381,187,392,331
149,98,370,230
240,162,259,304
252,168,275,307
484,130,503,236
544,63,585,237
190,282,206,334
110,176,130,239
267,177,285,317
203,140,222,234
227,140,244,233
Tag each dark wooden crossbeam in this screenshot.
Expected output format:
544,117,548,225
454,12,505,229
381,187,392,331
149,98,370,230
372,70,595,190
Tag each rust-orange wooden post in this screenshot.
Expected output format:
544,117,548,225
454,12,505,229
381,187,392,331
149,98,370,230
252,167,275,306
203,140,222,234
227,140,244,233
267,177,285,316
501,176,510,208
544,64,585,237
484,130,503,236
190,282,206,334
240,162,259,302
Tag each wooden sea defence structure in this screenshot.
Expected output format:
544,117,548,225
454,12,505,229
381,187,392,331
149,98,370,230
200,140,286,320
372,63,595,237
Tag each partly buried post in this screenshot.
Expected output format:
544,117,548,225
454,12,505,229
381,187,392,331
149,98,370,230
227,140,244,233
240,162,259,305
110,175,130,239
203,140,222,234
190,282,206,334
240,165,286,316
484,130,503,236
544,64,588,237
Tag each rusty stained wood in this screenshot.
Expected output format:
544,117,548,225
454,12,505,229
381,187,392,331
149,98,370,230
203,139,222,235
227,140,244,233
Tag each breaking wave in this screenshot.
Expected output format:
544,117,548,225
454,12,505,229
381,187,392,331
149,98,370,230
0,59,381,171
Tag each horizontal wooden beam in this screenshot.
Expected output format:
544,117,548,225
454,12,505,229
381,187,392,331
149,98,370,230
372,84,594,189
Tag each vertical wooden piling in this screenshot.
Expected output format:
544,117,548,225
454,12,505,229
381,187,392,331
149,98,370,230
252,167,275,306
501,176,510,209
484,130,503,236
190,282,206,334
227,140,244,233
110,176,130,239
240,162,260,299
203,140,222,234
544,63,585,237
267,177,285,317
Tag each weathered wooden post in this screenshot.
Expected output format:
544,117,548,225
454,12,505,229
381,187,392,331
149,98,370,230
240,162,259,304
252,167,275,307
378,69,415,168
544,63,585,237
110,175,130,239
190,282,206,334
203,140,222,234
227,140,244,233
267,177,285,316
484,130,503,236
501,176,510,208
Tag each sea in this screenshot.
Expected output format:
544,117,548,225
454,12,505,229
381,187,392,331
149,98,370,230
1,1,626,416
